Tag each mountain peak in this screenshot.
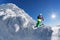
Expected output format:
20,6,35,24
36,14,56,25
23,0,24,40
0,3,36,32
0,3,35,21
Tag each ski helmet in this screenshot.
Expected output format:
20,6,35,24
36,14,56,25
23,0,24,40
39,13,42,16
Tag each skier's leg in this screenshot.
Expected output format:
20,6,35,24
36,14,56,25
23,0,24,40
38,21,41,27
36,21,40,27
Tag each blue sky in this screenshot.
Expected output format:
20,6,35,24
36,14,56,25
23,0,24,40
0,0,60,26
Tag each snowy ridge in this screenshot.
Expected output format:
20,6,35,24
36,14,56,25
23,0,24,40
0,3,36,29
0,3,53,40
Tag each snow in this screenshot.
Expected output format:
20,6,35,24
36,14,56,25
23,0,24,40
52,26,59,35
14,24,20,32
0,3,53,40
51,26,60,40
2,9,16,20
0,11,4,16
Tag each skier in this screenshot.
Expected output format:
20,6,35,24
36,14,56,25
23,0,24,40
35,13,44,28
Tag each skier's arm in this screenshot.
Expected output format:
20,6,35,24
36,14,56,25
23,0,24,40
42,17,44,21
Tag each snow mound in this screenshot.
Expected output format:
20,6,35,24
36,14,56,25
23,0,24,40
0,3,53,40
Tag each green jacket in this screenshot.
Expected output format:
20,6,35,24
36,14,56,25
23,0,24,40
38,19,42,22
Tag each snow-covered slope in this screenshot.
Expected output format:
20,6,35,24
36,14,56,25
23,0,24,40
0,3,36,31
51,25,60,40
0,3,53,40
